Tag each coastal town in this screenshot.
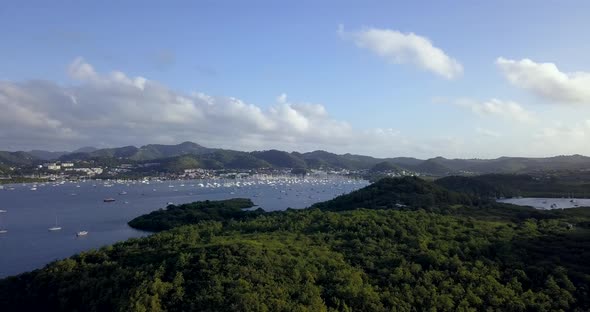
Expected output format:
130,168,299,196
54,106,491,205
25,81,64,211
0,160,359,183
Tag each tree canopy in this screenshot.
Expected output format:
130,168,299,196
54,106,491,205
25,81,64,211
1,177,589,311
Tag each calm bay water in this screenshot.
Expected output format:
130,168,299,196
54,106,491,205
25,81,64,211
0,176,367,278
497,197,590,210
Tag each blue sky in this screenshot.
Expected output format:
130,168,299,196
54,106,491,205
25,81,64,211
1,1,590,158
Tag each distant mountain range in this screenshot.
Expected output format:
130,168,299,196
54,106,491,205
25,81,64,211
1,141,590,175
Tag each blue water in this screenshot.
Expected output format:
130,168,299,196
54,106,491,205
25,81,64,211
0,176,368,278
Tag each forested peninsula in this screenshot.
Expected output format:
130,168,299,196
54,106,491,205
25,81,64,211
1,177,589,311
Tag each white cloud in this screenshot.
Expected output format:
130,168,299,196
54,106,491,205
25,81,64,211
0,57,413,156
68,57,97,81
5,57,589,159
476,128,501,138
496,57,590,104
454,98,535,123
339,25,463,79
531,121,590,155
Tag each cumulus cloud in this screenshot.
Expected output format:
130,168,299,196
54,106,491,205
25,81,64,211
496,57,590,104
531,121,590,155
0,57,409,155
339,25,463,79
476,128,501,138
454,98,535,123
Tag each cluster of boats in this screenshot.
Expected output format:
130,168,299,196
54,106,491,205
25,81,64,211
0,176,367,236
1,176,362,190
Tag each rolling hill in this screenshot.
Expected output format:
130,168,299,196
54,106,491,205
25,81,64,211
0,151,40,166
3,141,590,175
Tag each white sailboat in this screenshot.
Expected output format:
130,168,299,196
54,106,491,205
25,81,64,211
76,231,88,237
0,211,7,233
48,216,62,231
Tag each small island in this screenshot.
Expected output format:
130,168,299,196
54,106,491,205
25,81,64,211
128,198,263,232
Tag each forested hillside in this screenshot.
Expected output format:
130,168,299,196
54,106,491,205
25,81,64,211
1,178,589,311
437,174,590,198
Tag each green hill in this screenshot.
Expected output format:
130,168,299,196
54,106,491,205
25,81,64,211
312,176,472,211
90,145,140,158
434,175,508,198
37,142,590,175
250,150,306,168
0,151,39,166
437,174,590,198
299,150,382,170
129,142,213,161
369,161,401,173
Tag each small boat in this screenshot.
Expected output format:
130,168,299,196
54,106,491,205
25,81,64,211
103,198,116,202
119,191,128,195
48,216,62,231
30,187,37,191
76,231,88,237
0,209,6,213
0,212,5,233
166,202,174,205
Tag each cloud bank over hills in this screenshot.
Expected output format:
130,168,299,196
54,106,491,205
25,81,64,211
2,40,590,158
0,58,409,156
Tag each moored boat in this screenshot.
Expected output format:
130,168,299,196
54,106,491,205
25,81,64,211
48,216,62,231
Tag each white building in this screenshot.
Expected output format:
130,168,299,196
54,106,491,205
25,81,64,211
46,163,61,171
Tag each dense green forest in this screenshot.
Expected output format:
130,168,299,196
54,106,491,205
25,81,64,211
128,198,263,232
437,174,590,198
1,177,590,311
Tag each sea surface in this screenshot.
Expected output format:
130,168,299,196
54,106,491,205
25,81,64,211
0,176,368,278
497,197,590,209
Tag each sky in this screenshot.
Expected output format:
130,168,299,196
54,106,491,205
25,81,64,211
1,1,590,158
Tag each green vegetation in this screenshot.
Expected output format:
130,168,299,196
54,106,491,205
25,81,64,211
369,161,400,173
1,177,590,311
0,177,48,185
438,174,590,198
313,176,474,211
6,142,590,178
128,198,262,231
252,150,307,169
0,151,39,166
